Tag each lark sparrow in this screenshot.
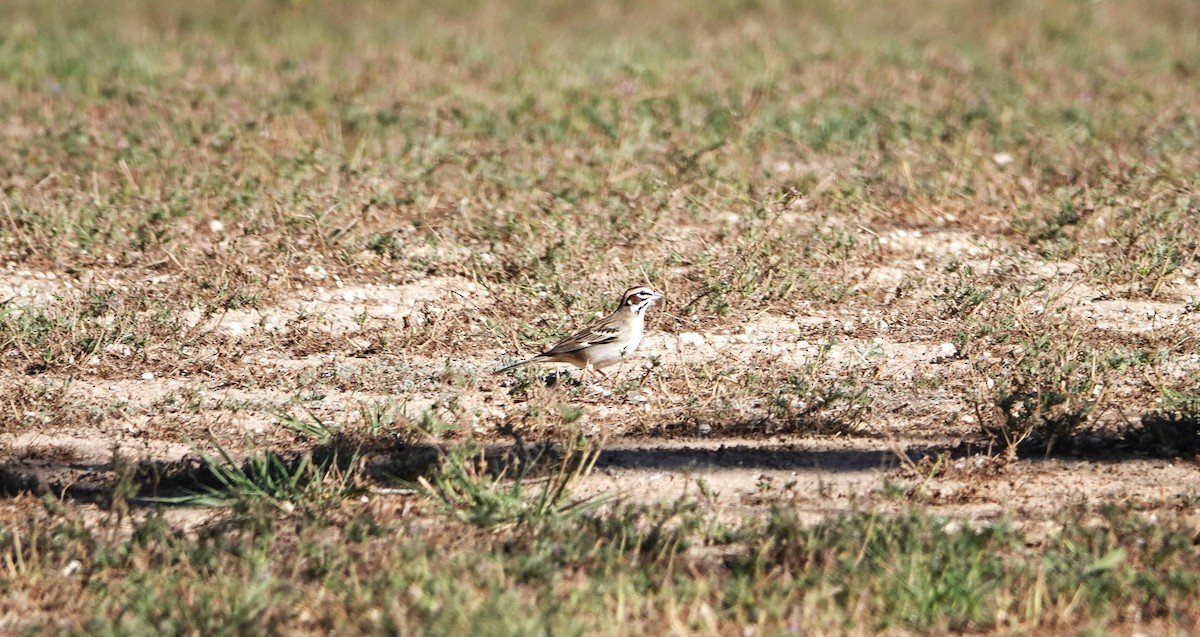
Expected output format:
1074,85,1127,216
495,286,663,380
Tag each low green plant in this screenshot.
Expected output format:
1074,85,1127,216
1088,195,1200,299
970,329,1114,453
735,508,1018,631
163,439,365,513
419,437,607,530
278,408,337,442
766,341,877,434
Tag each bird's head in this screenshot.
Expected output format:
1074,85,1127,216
620,286,663,315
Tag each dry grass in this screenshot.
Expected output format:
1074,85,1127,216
2,0,1200,633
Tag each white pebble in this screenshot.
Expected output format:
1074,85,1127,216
935,342,958,361
103,343,132,358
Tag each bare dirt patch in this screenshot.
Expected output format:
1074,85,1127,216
5,230,1198,521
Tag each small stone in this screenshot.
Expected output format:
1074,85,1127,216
103,343,132,358
140,371,154,381
934,342,958,362
61,560,82,577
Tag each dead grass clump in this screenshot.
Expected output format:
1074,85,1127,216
969,327,1119,454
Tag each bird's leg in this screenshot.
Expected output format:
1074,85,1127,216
582,364,613,396
584,364,610,383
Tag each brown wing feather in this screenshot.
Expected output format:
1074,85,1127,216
539,317,621,354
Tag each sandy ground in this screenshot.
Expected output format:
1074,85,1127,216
3,229,1199,525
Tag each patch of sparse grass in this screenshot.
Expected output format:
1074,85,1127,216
277,408,337,442
1159,383,1200,417
1,379,97,431
5,494,1200,634
737,508,1019,631
166,438,366,514
1126,364,1200,455
673,196,878,317
935,274,994,319
1012,188,1089,258
1087,193,1200,299
0,280,265,376
736,503,1200,633
351,400,409,439
2,0,1200,631
970,327,1120,453
0,293,149,373
662,341,878,437
419,437,606,530
765,342,877,434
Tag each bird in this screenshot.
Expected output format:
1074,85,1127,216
495,286,663,381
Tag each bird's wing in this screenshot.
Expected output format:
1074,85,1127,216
542,317,623,354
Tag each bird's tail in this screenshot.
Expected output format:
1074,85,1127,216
493,358,534,375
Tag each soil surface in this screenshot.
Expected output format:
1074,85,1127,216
3,229,1199,526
